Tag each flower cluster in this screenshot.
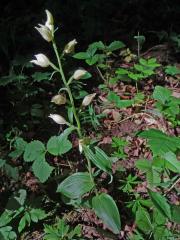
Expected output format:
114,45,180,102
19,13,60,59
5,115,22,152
31,10,97,153
35,10,54,42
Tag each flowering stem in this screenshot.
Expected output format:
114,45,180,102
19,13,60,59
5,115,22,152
52,40,82,138
52,40,96,189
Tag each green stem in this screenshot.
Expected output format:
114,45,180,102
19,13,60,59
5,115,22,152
52,40,96,192
52,41,82,138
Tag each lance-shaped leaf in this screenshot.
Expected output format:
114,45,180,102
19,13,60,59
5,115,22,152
92,193,121,234
84,146,112,174
148,189,171,220
57,172,94,199
135,206,153,234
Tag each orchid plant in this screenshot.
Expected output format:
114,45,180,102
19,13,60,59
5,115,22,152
29,10,121,235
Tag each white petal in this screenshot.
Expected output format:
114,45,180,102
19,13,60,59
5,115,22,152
35,25,53,42
49,114,67,125
82,93,96,106
73,69,87,80
64,39,77,54
31,54,50,67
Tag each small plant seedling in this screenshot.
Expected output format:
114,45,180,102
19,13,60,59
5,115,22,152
43,219,81,240
111,137,128,159
116,57,160,91
119,174,140,193
153,86,180,126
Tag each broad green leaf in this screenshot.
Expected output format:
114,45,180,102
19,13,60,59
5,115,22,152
139,129,180,156
57,172,94,199
171,204,180,223
92,193,121,234
0,226,17,240
107,41,125,52
83,146,112,174
47,128,73,156
30,209,47,223
135,207,152,234
47,136,72,156
148,189,171,219
165,65,180,76
153,86,172,104
32,158,54,183
164,151,180,173
24,140,45,162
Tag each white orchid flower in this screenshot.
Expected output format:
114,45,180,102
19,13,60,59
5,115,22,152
51,94,66,105
48,114,67,125
35,24,53,42
45,9,54,32
30,54,50,67
64,39,77,54
78,139,84,153
73,69,87,80
82,93,96,107
35,10,54,42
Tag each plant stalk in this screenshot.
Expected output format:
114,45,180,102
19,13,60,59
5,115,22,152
52,40,96,189
52,41,82,138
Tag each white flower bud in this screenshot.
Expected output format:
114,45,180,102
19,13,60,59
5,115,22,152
51,94,66,105
49,114,67,125
82,93,96,107
73,69,87,80
30,54,50,67
45,10,54,32
64,39,77,54
35,24,53,42
78,139,84,153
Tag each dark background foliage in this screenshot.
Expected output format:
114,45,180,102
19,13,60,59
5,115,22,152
0,0,180,70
